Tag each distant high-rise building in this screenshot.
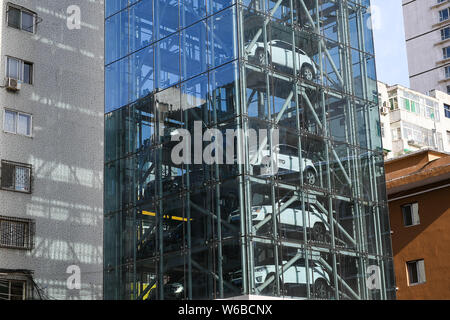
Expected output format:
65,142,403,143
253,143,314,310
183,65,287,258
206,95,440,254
0,1,103,300
403,0,450,94
378,81,450,159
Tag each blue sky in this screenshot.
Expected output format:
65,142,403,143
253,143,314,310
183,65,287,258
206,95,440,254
371,0,410,87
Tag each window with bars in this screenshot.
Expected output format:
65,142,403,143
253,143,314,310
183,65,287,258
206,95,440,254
0,160,32,193
0,278,27,300
0,216,34,250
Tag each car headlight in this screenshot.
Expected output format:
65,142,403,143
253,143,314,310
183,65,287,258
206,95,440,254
255,267,265,273
256,276,263,283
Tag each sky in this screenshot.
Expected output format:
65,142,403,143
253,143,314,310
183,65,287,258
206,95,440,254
371,0,410,87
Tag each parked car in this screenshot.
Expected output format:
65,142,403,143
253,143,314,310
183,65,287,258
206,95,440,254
254,260,331,299
253,144,318,185
229,259,331,299
229,202,329,242
247,40,317,81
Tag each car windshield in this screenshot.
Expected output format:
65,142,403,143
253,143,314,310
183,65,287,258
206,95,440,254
277,144,298,156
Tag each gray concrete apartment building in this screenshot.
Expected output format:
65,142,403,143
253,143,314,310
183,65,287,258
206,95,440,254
403,0,450,94
0,0,103,299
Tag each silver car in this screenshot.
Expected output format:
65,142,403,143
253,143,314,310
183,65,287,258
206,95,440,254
247,40,317,81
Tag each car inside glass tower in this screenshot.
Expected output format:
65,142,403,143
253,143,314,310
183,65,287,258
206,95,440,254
104,0,396,300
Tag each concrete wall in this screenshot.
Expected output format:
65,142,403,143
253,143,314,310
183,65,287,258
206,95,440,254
0,0,104,299
403,0,450,94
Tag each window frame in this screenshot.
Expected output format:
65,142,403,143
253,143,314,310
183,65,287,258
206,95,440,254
0,160,32,194
6,56,33,84
3,109,33,137
6,3,36,34
406,259,426,286
439,7,450,22
0,215,35,250
401,202,420,227
0,278,27,300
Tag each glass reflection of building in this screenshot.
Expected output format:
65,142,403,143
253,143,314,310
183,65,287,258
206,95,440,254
104,0,396,300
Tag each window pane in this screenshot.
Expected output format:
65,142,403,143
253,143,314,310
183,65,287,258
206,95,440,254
1,162,15,189
157,33,180,90
15,166,30,192
417,260,426,283
0,278,8,299
23,63,32,84
105,10,128,65
402,205,413,226
7,57,20,80
181,20,208,80
412,203,420,225
21,12,34,32
17,114,31,136
130,0,153,54
7,7,20,29
208,6,236,68
4,110,17,133
407,261,418,284
105,57,130,113
10,281,24,300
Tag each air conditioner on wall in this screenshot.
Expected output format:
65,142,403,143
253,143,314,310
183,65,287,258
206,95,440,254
380,106,389,115
5,77,21,91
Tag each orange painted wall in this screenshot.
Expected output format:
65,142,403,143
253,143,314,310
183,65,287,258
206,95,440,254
389,186,450,299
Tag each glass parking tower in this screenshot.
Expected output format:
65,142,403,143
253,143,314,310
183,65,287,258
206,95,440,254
104,0,396,300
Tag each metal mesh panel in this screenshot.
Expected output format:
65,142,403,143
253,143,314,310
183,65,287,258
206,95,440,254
1,160,32,193
0,216,34,250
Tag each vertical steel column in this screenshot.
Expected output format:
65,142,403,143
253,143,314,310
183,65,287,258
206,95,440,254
236,2,250,295
183,108,193,299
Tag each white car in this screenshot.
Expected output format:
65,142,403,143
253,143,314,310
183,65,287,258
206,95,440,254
253,144,318,185
247,40,317,81
229,202,329,242
254,261,330,299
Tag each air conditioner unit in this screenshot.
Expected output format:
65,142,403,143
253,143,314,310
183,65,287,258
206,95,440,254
5,78,21,91
380,106,389,115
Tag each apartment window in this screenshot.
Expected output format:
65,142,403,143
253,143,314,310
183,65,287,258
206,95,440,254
443,47,450,59
7,4,35,33
0,160,32,193
0,278,27,300
0,215,34,250
6,57,33,84
3,109,32,136
441,27,450,40
445,66,450,79
402,203,420,227
439,8,450,22
407,259,426,286
445,104,450,118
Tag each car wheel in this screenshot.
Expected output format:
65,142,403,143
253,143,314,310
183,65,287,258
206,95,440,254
304,168,316,185
313,279,328,299
301,64,315,81
312,222,326,242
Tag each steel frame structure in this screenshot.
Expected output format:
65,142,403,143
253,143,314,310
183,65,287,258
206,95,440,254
104,0,396,300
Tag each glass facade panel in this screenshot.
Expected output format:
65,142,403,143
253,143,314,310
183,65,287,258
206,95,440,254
104,0,395,300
